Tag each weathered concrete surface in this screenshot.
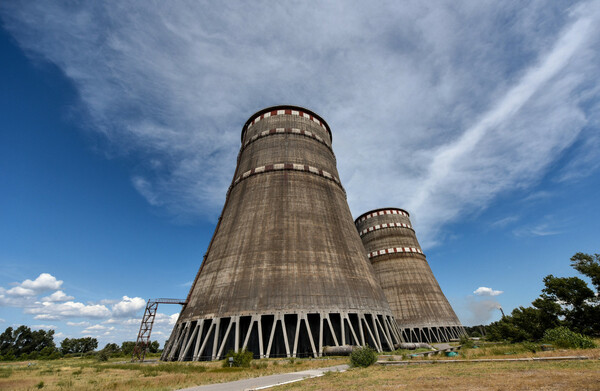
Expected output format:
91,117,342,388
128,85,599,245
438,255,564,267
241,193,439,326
176,364,349,391
163,106,400,361
355,208,464,342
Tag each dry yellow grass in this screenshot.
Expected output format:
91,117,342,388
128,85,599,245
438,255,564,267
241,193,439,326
278,360,600,391
279,343,600,391
0,357,347,391
1,344,599,390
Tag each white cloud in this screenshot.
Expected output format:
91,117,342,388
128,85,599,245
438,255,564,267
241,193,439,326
25,300,111,319
490,216,520,229
513,223,562,237
20,273,63,293
6,286,35,297
83,324,115,333
0,1,598,248
151,312,179,326
104,317,141,326
33,314,62,321
67,321,90,327
41,290,75,302
1,273,64,303
473,287,504,297
111,296,146,317
84,324,107,331
32,324,57,329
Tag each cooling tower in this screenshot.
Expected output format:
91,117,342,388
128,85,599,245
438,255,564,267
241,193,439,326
162,106,401,361
355,208,464,343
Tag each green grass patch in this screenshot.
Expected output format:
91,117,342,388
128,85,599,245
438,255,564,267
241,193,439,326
0,367,13,378
99,362,208,374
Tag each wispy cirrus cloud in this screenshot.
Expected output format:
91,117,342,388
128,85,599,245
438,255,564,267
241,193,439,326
1,1,598,247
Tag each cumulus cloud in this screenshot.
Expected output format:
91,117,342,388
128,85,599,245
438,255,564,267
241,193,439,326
0,273,67,308
84,324,114,332
33,314,62,321
19,273,63,293
67,321,90,327
25,300,111,319
41,290,75,302
153,313,180,327
111,296,146,317
5,286,36,297
1,1,598,249
2,273,63,299
473,287,504,297
0,271,172,346
32,324,57,330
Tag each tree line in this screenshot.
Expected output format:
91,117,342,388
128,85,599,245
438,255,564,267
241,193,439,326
479,252,599,345
0,326,160,361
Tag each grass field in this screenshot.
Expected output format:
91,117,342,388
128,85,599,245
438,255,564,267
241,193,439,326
279,343,600,391
0,343,598,390
0,356,347,390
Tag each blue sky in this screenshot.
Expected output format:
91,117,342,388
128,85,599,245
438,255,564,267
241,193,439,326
1,1,599,348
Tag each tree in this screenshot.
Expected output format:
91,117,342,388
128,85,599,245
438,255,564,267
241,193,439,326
540,274,597,335
120,341,136,356
149,341,160,353
79,337,98,353
0,326,56,359
486,252,600,341
101,343,120,356
0,327,15,357
570,253,600,291
60,337,98,355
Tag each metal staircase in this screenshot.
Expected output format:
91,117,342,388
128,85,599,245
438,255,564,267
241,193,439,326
132,298,186,362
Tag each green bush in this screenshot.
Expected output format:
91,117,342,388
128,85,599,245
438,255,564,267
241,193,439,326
349,346,378,367
522,341,538,353
543,327,596,349
222,349,253,368
459,335,473,348
97,350,109,362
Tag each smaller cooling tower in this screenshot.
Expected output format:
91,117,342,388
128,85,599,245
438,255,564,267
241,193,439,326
355,208,464,343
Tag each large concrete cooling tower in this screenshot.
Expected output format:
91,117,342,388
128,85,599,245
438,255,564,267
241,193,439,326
162,106,400,361
355,208,464,343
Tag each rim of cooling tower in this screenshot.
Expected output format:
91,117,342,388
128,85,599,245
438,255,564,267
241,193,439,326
242,105,332,143
354,207,411,225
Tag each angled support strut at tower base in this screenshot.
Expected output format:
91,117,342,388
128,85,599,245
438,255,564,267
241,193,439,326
132,298,186,362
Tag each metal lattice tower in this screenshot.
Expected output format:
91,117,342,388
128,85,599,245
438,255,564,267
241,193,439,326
132,298,186,362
